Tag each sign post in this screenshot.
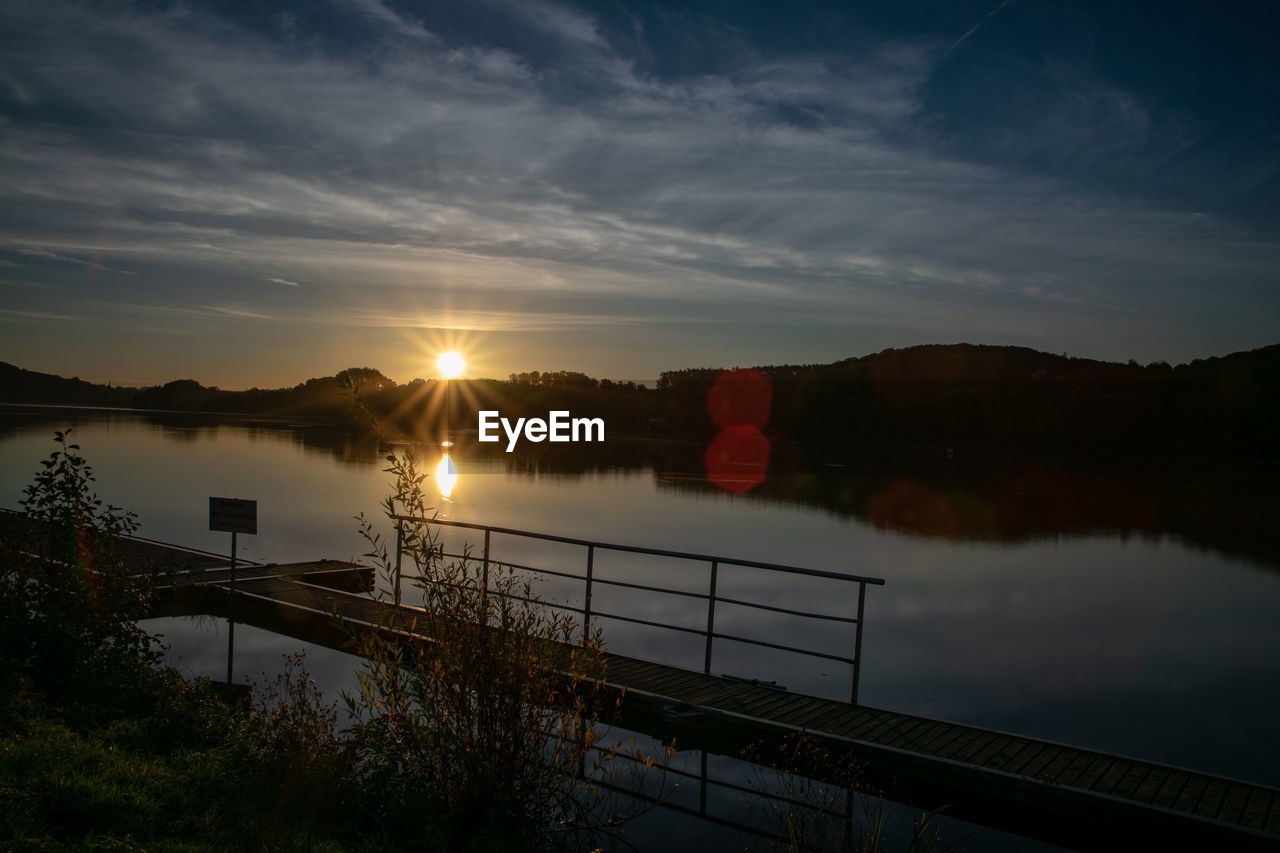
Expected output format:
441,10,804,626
209,497,257,684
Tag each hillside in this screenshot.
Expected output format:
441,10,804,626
657,342,1280,461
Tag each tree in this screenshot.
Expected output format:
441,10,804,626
0,430,155,706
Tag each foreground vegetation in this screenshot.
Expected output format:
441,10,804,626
2,659,361,851
0,433,359,849
1,432,966,852
0,433,641,851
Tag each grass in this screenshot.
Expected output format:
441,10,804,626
0,663,386,853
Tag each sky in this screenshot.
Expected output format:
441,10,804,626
1,0,1277,388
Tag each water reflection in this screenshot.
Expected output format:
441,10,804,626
4,404,1278,570
4,406,1279,786
435,451,458,499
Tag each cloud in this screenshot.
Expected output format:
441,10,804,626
328,307,697,332
0,0,1275,367
15,247,137,275
0,308,75,321
195,304,273,321
947,0,1016,55
341,0,436,41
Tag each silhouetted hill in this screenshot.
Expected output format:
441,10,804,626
0,362,138,407
659,343,1280,462
5,342,1278,462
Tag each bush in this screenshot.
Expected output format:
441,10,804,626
346,448,636,851
1,435,663,851
0,430,156,710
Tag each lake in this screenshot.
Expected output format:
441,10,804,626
2,404,1278,799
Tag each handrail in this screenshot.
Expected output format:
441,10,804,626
388,515,884,704
389,515,885,585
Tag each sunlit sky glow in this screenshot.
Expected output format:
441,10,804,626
2,1,1277,387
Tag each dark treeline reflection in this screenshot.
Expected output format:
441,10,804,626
5,380,1279,570
0,405,387,467
653,439,1280,571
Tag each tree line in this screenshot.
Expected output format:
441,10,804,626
5,341,1279,461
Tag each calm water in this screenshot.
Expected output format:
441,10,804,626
3,405,1278,794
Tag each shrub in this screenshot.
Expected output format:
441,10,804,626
346,448,635,851
0,430,156,710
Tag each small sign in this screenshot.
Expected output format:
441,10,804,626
209,497,257,534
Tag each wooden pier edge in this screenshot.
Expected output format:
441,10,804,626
148,568,1280,853
602,679,1280,852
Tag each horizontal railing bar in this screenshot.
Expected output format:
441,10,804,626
405,573,727,642
595,748,855,820
711,631,856,664
391,514,885,585
505,563,585,584
490,588,584,616
455,554,586,585
525,729,853,824
400,574,586,617
589,575,709,601
591,609,708,636
409,560,854,636
395,582,737,648
586,777,793,847
712,594,859,624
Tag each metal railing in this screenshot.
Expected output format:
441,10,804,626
390,515,885,704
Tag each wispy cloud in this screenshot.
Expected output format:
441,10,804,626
947,0,1016,55
193,304,273,321
16,248,137,275
0,308,76,321
267,276,300,287
332,307,687,332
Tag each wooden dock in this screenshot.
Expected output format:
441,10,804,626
134,543,1280,852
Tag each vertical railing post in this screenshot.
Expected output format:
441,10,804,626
700,749,709,815
582,544,594,644
844,786,854,853
482,527,491,600
394,526,403,606
703,560,719,674
850,581,867,705
227,530,237,684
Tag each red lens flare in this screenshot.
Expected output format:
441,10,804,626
703,368,772,494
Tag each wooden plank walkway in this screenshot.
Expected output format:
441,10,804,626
146,561,1280,852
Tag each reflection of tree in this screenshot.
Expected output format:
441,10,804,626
0,407,389,466
8,403,1278,570
448,433,654,476
653,439,1280,571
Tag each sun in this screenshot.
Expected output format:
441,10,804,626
437,350,465,379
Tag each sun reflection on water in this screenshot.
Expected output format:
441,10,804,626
435,451,458,499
